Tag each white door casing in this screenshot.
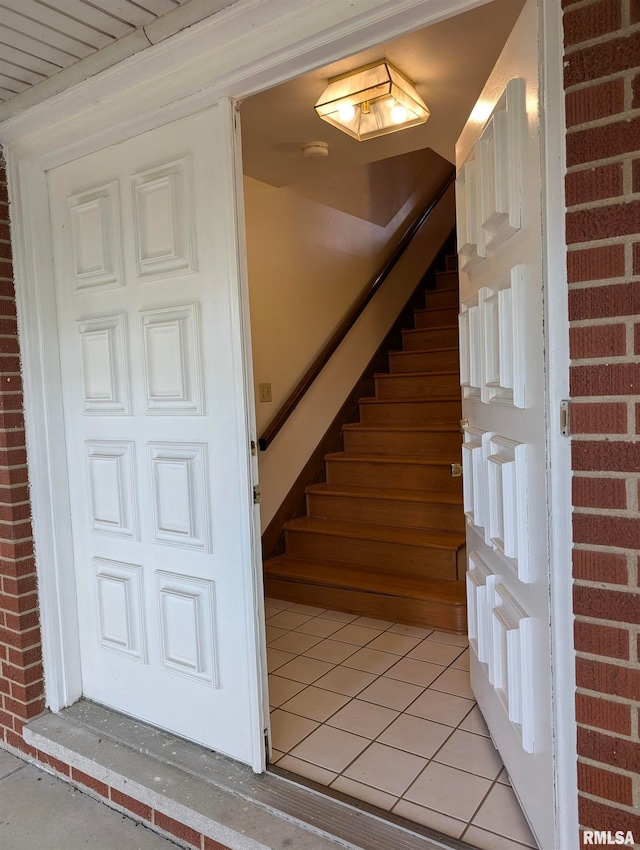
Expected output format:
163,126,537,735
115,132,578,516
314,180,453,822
456,1,558,847
47,104,265,765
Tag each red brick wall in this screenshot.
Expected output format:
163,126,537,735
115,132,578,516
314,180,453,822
564,0,640,842
0,156,45,755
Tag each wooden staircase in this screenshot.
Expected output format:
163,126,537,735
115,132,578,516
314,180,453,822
263,256,466,633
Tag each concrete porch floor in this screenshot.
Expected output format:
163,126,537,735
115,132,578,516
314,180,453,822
0,749,181,850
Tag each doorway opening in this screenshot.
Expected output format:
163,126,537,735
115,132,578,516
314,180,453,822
239,2,537,848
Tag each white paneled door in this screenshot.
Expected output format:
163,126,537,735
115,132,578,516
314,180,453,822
48,104,264,766
456,1,555,848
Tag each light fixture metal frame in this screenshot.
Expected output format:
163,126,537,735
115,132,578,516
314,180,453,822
314,59,429,141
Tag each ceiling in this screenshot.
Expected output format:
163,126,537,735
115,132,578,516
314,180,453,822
240,0,525,188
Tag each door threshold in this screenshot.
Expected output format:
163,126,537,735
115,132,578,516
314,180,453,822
24,700,479,850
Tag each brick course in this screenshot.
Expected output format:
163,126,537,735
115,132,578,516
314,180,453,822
565,0,640,839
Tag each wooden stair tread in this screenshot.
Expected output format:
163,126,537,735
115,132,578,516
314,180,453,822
389,346,458,355
326,451,459,468
403,324,458,334
284,516,466,550
359,395,460,404
342,423,459,433
265,555,466,604
306,482,463,505
414,306,458,315
373,370,459,379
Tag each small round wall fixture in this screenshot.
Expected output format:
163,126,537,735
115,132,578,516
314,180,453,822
303,141,329,158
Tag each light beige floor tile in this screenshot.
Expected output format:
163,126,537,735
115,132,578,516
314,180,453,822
366,632,422,656
327,699,398,738
497,768,512,786
276,754,337,787
377,714,453,759
268,674,306,707
329,624,382,646
404,761,491,821
275,656,335,684
471,783,537,846
459,705,490,737
269,748,285,763
268,631,323,654
434,729,503,779
303,639,360,664
269,709,319,752
350,616,394,630
297,617,345,638
266,625,288,644
313,666,377,696
265,598,295,610
358,677,424,711
267,648,296,673
264,606,280,620
451,648,470,671
429,667,474,699
392,800,466,838
385,657,444,687
463,825,537,850
344,742,427,797
331,776,397,811
341,647,398,674
318,610,359,623
290,725,370,772
408,640,466,667
405,688,475,726
288,603,327,616
280,685,350,722
388,623,433,639
267,610,315,630
426,631,468,647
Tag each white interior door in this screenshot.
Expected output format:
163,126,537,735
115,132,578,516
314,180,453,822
455,2,554,848
47,103,265,767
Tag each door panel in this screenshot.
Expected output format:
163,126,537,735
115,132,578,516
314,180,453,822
455,2,554,847
48,105,264,766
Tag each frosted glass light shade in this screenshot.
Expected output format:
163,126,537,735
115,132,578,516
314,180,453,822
314,61,429,141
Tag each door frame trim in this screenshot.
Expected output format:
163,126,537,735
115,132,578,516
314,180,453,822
1,0,575,842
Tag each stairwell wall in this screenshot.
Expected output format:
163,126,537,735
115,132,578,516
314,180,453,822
563,0,640,843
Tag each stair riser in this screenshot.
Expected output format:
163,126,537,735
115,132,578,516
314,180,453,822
402,327,458,350
307,493,465,533
359,400,461,426
389,349,459,373
437,268,459,286
424,289,458,310
285,528,459,580
263,579,466,632
375,373,459,400
414,308,459,329
326,459,463,494
343,428,461,456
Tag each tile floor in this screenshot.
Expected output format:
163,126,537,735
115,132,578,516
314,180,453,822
265,598,539,850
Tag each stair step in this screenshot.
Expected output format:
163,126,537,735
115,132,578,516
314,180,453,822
264,555,466,632
388,347,459,374
424,288,458,310
325,452,464,494
414,307,459,329
437,267,459,284
306,483,465,532
374,371,459,400
359,397,461,426
284,516,464,580
343,423,461,456
444,255,458,272
402,326,458,351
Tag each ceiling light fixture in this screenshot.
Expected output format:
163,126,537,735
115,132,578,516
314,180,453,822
314,60,429,142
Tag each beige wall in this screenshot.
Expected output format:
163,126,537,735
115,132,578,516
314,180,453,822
244,153,453,528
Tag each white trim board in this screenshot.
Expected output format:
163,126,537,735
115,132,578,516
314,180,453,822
1,0,575,845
